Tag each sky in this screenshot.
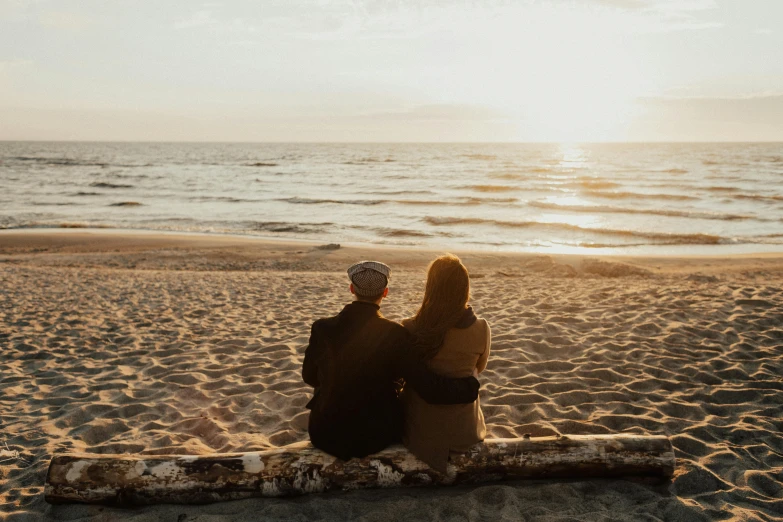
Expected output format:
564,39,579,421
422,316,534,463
0,0,782,142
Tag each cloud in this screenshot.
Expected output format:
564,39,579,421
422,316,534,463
362,104,504,122
0,59,32,73
173,9,217,30
0,0,44,19
173,6,269,35
314,0,724,38
0,103,518,142
585,0,722,32
592,0,716,12
643,92,783,105
629,94,783,141
38,11,95,30
169,0,722,45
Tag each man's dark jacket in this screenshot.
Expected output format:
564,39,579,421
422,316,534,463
303,301,480,460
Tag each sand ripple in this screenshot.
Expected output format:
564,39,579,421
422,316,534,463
2,258,782,521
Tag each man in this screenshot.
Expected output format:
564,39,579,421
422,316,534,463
302,260,480,460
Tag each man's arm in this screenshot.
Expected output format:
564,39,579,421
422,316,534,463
405,363,480,405
396,330,480,405
302,322,323,387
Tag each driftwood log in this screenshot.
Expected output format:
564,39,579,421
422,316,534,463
45,434,675,505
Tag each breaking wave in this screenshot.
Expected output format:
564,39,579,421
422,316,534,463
376,228,433,238
189,196,264,203
279,197,384,206
528,201,761,221
585,190,699,201
359,190,434,196
735,194,783,203
423,216,726,245
7,157,147,168
463,185,517,193
392,199,466,206
9,157,109,167
393,197,516,206
249,221,332,234
342,158,395,165
90,182,133,189
462,154,496,160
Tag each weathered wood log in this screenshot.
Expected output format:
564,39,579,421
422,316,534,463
45,434,674,505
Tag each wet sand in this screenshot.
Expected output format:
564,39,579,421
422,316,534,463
2,230,782,521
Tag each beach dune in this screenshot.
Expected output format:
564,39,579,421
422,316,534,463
1,231,782,521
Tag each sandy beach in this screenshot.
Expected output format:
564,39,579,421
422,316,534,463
2,230,782,521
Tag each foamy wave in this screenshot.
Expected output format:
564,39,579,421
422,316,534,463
189,196,264,203
393,197,516,206
57,223,106,229
359,190,434,196
3,222,113,230
735,194,783,203
489,168,559,180
7,157,146,168
250,221,331,234
342,158,395,165
463,185,517,193
393,199,470,206
753,234,783,244
707,186,740,192
112,173,152,179
464,197,517,204
585,190,698,201
376,228,432,238
279,197,383,206
90,182,133,189
523,179,621,190
31,202,82,206
9,157,109,167
423,216,725,245
528,201,760,221
642,182,744,193
571,179,621,190
462,154,496,160
489,173,527,180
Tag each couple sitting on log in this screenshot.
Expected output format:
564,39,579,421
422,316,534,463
302,254,491,473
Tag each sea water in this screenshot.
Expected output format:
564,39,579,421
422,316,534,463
1,142,782,255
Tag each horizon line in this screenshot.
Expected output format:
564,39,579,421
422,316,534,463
2,140,783,145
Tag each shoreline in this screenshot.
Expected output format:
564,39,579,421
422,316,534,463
3,225,783,258
3,227,783,265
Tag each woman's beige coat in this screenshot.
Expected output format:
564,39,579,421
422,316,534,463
401,316,490,473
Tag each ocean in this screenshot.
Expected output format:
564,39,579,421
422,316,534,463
1,141,782,255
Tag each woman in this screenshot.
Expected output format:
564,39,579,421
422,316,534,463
402,254,490,473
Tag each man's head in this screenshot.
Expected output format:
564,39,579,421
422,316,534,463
347,261,391,304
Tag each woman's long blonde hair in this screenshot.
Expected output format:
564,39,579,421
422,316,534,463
409,254,470,359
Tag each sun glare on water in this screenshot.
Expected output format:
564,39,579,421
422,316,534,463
544,145,606,230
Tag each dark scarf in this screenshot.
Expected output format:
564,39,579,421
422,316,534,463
454,306,477,329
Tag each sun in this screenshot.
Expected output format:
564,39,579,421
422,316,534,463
467,4,653,142
510,44,644,142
